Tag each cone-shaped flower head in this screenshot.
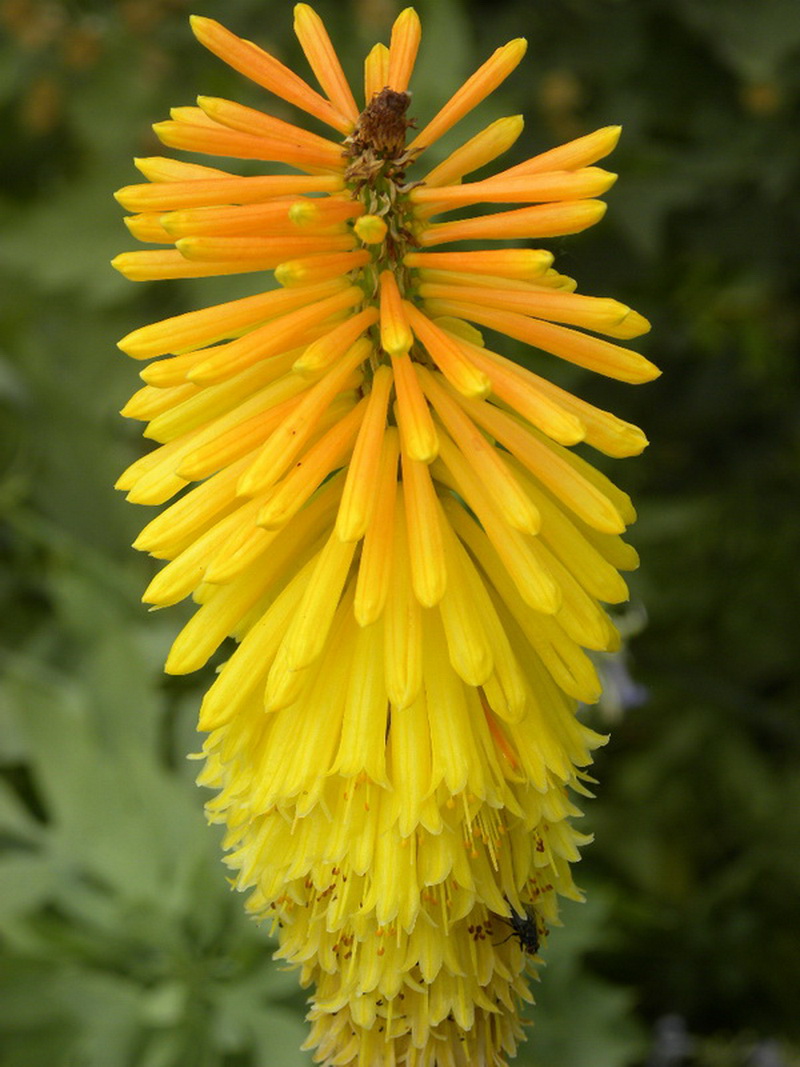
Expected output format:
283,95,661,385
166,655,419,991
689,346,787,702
114,6,656,1064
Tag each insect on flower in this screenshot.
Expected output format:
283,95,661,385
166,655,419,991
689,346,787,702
495,902,542,955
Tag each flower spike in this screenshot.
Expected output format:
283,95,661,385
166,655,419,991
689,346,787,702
114,7,655,1065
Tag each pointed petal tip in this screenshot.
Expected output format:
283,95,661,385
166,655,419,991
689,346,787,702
622,309,652,338
600,125,623,154
189,13,213,34
507,37,528,60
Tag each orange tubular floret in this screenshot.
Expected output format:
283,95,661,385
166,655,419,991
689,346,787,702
408,38,527,154
275,249,371,288
336,364,394,542
236,337,372,498
114,174,345,213
293,4,359,122
410,167,617,211
111,248,282,282
119,280,346,360
379,271,413,356
174,233,356,264
419,282,650,340
152,119,343,172
404,249,554,280
390,353,439,464
416,268,555,294
133,156,231,182
496,125,623,178
288,197,365,230
418,200,607,246
388,8,422,93
187,285,364,385
189,15,353,134
424,298,661,384
294,307,379,374
196,96,342,153
402,302,490,399
160,200,308,239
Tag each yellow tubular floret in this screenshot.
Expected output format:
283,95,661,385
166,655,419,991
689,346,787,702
498,124,623,177
400,447,447,607
274,530,358,674
383,491,424,710
390,353,439,463
114,173,344,213
418,367,541,536
421,115,525,188
388,8,422,93
336,364,394,542
403,301,491,398
257,401,366,530
198,565,315,731
379,270,414,356
133,155,230,181
237,336,372,497
434,435,560,616
405,248,554,280
354,428,399,626
364,43,390,103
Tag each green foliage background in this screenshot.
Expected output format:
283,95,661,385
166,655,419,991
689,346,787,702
1,1,799,1064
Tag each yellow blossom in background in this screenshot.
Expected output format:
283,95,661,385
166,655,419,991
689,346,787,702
113,6,656,1065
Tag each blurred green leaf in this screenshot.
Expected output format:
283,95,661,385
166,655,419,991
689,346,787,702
0,854,55,920
674,0,800,80
526,895,647,1067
